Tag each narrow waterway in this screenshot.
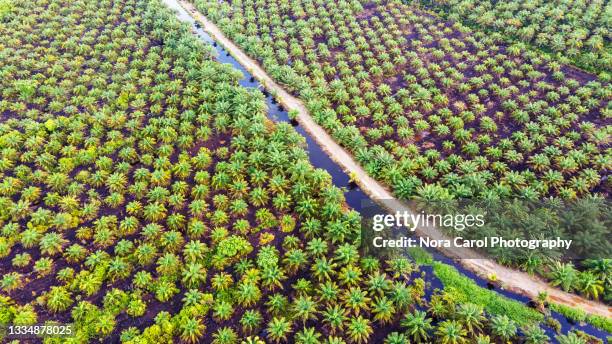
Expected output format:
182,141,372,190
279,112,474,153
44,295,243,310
162,0,610,340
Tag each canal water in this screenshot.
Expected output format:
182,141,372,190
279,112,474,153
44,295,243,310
162,0,610,341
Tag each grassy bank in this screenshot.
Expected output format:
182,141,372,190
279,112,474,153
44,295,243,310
432,262,543,325
550,303,612,333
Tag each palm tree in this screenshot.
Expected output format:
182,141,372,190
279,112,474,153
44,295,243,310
389,281,412,311
12,304,37,325
212,327,238,344
347,316,373,344
155,280,179,303
264,293,289,319
261,265,286,291
384,332,409,344
456,303,485,334
523,325,549,344
548,261,578,292
181,262,207,288
295,327,322,344
311,257,336,282
237,282,262,307
401,310,433,342
435,320,468,344
372,296,396,325
321,304,347,334
211,272,234,292
490,315,517,341
0,272,22,292
180,317,206,343
240,310,263,335
556,332,587,344
578,272,604,300
583,259,611,284
267,317,293,343
342,287,370,315
292,295,318,325
94,313,116,337
474,334,492,344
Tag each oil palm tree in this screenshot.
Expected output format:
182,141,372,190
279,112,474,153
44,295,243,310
456,303,485,334
556,332,587,344
435,320,468,344
346,316,373,344
180,317,206,343
523,325,549,344
401,310,433,343
490,315,517,342
240,309,263,335
267,317,293,343
295,327,322,344
292,295,318,325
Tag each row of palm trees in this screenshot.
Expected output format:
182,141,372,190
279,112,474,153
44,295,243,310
194,0,611,304
0,0,455,343
201,0,610,201
424,0,611,75
0,0,357,341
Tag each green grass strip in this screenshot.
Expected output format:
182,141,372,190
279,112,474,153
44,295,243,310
432,261,543,325
408,247,434,266
550,303,612,333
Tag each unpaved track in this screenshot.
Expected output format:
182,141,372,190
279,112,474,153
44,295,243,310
174,0,611,319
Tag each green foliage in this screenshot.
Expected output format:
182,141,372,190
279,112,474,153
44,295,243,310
0,0,12,20
433,262,543,325
422,0,611,75
550,303,612,333
407,247,433,266
215,236,253,261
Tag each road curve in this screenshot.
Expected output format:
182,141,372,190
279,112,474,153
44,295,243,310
173,0,611,319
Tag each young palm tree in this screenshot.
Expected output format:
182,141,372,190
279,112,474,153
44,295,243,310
0,272,22,293
266,293,289,316
548,261,578,292
94,313,117,337
46,286,73,312
213,300,235,322
240,309,263,335
321,304,348,335
490,315,517,342
455,303,485,334
556,332,587,344
400,310,433,343
237,281,262,307
372,296,396,325
211,272,234,292
181,262,207,288
523,325,549,344
295,327,322,344
155,280,179,303
212,327,239,344
342,287,371,316
292,295,318,325
261,265,286,291
267,317,293,343
180,317,206,343
435,320,468,344
347,316,373,344
384,332,409,344
474,334,492,344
